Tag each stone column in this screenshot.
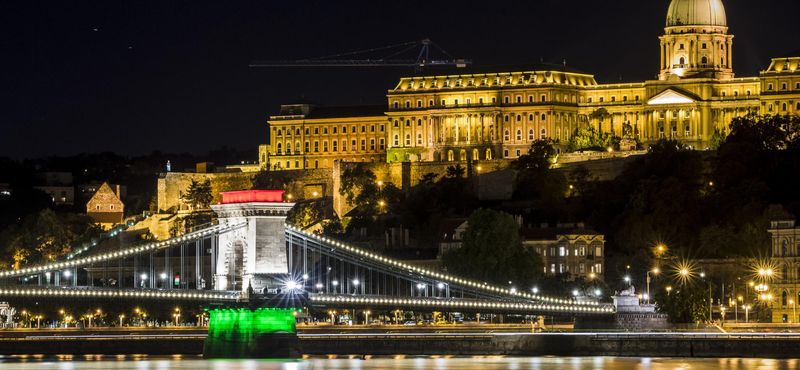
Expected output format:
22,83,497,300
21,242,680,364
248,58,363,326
727,39,732,69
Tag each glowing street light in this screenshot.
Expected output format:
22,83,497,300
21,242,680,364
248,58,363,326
532,287,539,294
646,268,659,305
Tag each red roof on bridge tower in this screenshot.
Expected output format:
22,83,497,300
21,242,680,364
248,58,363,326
220,190,285,204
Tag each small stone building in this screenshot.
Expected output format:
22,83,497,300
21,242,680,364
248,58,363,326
87,182,125,229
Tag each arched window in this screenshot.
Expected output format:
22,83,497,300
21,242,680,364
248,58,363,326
783,291,788,306
406,119,411,127
516,114,522,122
314,160,319,168
797,102,800,111
276,129,282,136
701,56,708,64
769,103,774,112
540,128,547,139
417,118,422,126
393,102,399,109
516,96,522,103
405,101,411,108
286,141,291,153
541,113,546,121
679,57,685,65
528,96,534,103
394,120,399,127
564,128,569,140
516,129,522,141
447,150,454,161
588,97,593,103
504,129,510,141
540,94,546,102
783,103,788,111
783,240,789,256
472,149,479,160
504,96,509,104
528,129,534,140
276,142,282,154
529,114,534,121
405,134,411,145
504,115,510,122
459,150,466,161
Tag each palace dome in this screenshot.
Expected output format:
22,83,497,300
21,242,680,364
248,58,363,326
666,0,727,27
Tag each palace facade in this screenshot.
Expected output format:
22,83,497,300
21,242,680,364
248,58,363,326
263,0,800,170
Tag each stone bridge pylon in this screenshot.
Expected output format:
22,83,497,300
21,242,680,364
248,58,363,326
210,190,294,293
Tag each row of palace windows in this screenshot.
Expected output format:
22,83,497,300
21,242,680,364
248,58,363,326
391,93,580,109
503,128,548,141
443,148,494,161
657,125,693,138
402,75,564,90
587,95,640,103
767,82,800,91
767,102,800,112
275,124,386,137
678,42,725,51
275,139,386,154
275,157,379,170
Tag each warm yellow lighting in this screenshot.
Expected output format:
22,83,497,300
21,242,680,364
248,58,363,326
653,268,660,274
607,147,613,153
680,269,688,276
476,166,482,171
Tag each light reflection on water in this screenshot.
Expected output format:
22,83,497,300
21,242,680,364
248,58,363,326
0,356,798,370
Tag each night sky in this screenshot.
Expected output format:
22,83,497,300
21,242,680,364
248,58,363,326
1,0,798,159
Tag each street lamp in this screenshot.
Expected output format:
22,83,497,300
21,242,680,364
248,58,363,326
364,310,371,325
666,286,672,295
119,314,125,327
22,310,28,328
646,268,659,305
532,287,539,294
744,305,751,323
791,299,797,323
328,310,337,325
720,306,726,324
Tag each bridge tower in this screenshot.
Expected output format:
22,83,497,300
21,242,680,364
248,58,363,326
210,190,294,293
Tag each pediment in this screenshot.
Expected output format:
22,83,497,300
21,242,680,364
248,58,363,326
647,88,697,105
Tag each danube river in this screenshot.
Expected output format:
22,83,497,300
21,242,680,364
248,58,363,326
0,356,799,370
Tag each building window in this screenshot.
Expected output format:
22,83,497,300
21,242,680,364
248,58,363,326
405,134,411,145
701,56,708,64
504,115,510,122
702,43,707,49
516,149,521,157
393,102,399,109
314,160,318,168
370,125,375,132
276,142,282,154
447,150,454,161
529,95,534,103
314,127,319,134
768,83,774,91
110,205,114,210
588,97,593,103
528,129,534,140
352,139,356,148
405,119,411,127
379,138,385,150
405,101,411,108
599,96,604,103
559,246,566,257
393,135,399,146
516,96,522,103
540,128,547,139
323,141,328,152
679,43,685,50
417,118,422,126
417,100,422,108
595,263,602,274
504,96,509,104
541,113,546,121
516,114,522,122
528,114,534,121
342,140,347,151
286,161,290,169
685,125,691,136
503,149,509,157
611,96,616,102
516,129,522,141
276,129,282,137
769,103,774,112
313,141,319,152
783,103,788,111
361,125,366,133
429,100,434,106
361,140,366,150
370,139,375,150
295,160,299,168
333,141,338,152
782,83,788,91
485,149,492,160
417,133,422,145
504,129,510,141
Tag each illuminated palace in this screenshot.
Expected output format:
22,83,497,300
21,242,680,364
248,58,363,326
263,0,800,170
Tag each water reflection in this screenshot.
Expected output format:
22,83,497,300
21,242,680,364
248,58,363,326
0,356,798,370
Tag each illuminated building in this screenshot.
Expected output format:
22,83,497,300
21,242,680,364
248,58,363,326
768,220,800,323
264,0,799,169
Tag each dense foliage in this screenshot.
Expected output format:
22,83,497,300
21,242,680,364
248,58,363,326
567,126,621,152
441,209,544,288
181,179,213,210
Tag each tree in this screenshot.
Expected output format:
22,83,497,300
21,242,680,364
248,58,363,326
654,279,714,323
445,164,466,179
567,126,621,152
709,128,727,150
287,201,323,228
568,165,595,197
514,139,557,172
441,209,543,288
181,179,213,210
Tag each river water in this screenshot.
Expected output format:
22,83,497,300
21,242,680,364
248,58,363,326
0,356,798,370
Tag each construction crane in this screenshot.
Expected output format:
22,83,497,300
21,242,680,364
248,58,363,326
249,39,471,72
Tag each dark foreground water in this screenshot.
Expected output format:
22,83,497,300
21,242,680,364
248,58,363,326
0,356,799,370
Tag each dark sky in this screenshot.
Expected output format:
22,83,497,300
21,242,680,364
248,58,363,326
1,0,797,159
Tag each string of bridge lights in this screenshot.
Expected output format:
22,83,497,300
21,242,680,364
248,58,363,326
0,222,246,279
0,288,240,301
310,295,613,313
286,225,601,308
